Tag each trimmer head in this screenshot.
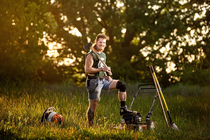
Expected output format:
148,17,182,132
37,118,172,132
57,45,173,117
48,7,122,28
41,107,64,127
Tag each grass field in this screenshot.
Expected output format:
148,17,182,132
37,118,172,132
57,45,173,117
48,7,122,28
0,81,210,139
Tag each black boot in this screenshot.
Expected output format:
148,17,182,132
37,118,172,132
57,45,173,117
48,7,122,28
120,105,135,116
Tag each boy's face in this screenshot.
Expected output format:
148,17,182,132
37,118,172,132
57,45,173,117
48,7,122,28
96,38,106,51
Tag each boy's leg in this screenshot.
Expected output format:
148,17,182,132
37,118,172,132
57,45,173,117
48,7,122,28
87,99,98,127
86,78,103,127
109,80,134,115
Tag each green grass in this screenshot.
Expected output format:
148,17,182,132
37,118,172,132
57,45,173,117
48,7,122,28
0,81,210,139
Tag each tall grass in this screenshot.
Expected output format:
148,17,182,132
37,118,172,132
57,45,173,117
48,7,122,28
0,81,210,139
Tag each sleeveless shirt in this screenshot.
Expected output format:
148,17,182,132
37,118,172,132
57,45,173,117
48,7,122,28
87,51,106,77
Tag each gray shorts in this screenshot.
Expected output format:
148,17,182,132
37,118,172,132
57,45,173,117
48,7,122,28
86,78,113,100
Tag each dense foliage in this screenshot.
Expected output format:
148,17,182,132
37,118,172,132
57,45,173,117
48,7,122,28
0,0,209,86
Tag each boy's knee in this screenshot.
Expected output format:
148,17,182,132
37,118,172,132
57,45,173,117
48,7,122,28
116,81,126,92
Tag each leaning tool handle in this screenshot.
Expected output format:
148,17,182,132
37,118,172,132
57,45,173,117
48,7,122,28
90,45,112,76
149,66,169,127
150,65,173,124
150,66,169,111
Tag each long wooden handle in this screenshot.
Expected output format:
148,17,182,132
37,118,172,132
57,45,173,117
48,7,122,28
90,46,112,76
151,65,169,111
150,65,175,125
149,66,169,128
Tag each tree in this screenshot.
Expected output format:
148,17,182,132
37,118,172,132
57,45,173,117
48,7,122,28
145,0,210,86
49,0,157,83
46,0,210,85
0,0,59,82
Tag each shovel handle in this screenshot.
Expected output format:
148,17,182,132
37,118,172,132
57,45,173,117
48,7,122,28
150,65,169,111
149,65,169,127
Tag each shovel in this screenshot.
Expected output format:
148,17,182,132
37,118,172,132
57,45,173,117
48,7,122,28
149,65,179,131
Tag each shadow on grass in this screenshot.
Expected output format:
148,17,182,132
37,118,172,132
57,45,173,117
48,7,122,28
0,129,21,140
